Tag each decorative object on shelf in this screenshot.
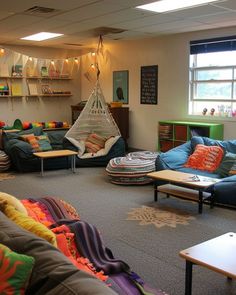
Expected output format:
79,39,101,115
113,70,129,104
140,65,158,105
41,84,52,94
11,64,22,77
27,82,38,95
11,82,23,96
210,108,215,116
0,83,9,96
202,108,207,115
109,101,123,108
41,66,49,77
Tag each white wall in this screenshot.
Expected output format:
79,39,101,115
0,46,82,126
80,26,236,151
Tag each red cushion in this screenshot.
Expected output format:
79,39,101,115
184,144,224,172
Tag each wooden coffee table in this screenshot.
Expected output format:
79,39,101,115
33,149,78,176
179,232,236,295
147,170,221,213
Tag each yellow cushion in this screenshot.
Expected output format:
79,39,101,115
0,192,28,215
0,201,57,247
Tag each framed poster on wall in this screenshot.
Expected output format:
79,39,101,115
140,65,158,105
113,70,129,104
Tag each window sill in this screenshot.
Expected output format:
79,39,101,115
186,114,236,122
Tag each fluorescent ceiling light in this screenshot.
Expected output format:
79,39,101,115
21,32,63,41
136,0,220,13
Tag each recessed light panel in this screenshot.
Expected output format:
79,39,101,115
21,32,63,41
136,0,220,13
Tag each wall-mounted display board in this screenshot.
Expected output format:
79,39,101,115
140,65,158,105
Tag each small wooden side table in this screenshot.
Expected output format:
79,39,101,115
33,149,78,176
179,232,236,295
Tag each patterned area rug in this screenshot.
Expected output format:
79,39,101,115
127,205,195,228
0,173,15,181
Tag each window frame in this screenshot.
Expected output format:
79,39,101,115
189,54,236,117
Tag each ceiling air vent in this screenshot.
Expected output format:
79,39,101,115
23,6,61,16
92,27,126,36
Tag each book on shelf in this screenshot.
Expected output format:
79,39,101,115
0,64,9,77
41,84,52,94
28,82,38,95
41,66,49,77
12,64,23,77
0,83,9,95
11,82,23,96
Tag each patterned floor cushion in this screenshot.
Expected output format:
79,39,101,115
106,151,159,185
0,150,11,171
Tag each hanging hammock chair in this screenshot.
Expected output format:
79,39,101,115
65,80,122,159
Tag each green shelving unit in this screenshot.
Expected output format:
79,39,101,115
158,120,224,152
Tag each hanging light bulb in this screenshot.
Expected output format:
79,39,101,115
90,63,96,70
28,56,33,61
50,60,55,65
65,58,69,63
0,48,5,55
74,57,79,64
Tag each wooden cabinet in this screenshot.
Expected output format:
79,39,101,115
158,120,224,152
71,105,129,148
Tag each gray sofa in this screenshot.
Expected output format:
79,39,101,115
155,136,236,208
0,210,116,295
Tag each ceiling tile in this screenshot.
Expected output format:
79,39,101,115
0,0,101,13
167,3,226,18
212,0,236,11
0,14,43,32
55,1,123,22
138,20,204,33
112,13,182,30
196,11,236,24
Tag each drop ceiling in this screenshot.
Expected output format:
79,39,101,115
1,0,236,50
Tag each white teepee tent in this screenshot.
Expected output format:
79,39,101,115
65,80,121,157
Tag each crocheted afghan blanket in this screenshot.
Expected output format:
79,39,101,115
21,197,168,295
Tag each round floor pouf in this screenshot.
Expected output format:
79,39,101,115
127,151,159,161
106,152,158,185
0,150,11,171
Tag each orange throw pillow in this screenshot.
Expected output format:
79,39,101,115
21,134,40,152
184,144,224,172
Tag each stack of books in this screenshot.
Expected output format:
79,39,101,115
159,124,173,139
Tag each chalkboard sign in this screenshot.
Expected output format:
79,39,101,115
140,65,158,105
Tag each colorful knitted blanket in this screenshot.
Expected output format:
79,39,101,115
106,151,159,185
21,197,167,295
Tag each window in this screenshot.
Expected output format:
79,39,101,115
189,36,236,118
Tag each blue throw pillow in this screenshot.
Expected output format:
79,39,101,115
215,152,236,177
36,134,52,151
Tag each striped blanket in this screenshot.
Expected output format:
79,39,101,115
21,197,167,295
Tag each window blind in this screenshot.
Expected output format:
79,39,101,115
190,35,236,54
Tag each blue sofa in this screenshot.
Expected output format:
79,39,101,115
3,127,126,172
155,136,236,208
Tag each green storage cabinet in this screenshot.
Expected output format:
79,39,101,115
158,120,223,152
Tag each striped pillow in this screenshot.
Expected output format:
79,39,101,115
21,134,40,152
184,144,224,172
85,133,106,153
216,152,236,177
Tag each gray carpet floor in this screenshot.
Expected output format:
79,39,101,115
1,167,236,295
